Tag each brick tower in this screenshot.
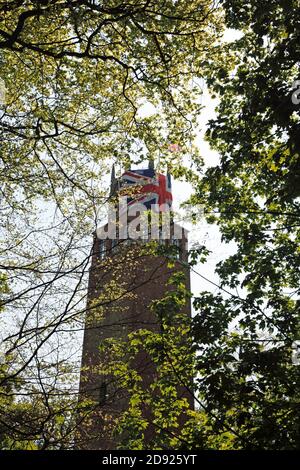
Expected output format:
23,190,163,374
77,163,194,449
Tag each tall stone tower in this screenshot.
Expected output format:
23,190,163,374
77,163,193,449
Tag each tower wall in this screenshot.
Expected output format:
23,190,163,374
77,169,194,449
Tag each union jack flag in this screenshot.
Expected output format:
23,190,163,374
121,168,172,211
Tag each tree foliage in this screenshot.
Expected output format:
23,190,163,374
2,0,299,451
0,1,223,449
189,0,300,449
100,269,195,450
108,0,300,450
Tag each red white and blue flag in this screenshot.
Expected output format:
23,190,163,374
121,168,172,211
